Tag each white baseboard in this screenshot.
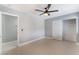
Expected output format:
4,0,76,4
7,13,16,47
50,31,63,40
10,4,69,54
19,36,45,47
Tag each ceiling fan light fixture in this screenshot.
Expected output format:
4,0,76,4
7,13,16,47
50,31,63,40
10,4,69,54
35,4,59,16
43,13,48,16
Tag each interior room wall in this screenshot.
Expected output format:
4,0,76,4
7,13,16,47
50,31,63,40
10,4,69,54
45,12,79,41
0,5,45,44
44,4,79,40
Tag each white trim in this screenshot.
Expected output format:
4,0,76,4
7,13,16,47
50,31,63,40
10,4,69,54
0,12,2,54
76,17,78,42
19,36,45,47
63,16,78,21
17,16,20,46
1,12,19,17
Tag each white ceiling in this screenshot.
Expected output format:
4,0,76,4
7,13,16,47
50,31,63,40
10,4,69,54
2,4,79,19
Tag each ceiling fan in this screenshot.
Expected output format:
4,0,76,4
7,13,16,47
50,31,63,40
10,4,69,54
35,4,59,16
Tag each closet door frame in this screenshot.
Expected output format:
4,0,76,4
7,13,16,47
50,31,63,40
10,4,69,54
0,12,2,54
0,11,19,54
62,16,78,42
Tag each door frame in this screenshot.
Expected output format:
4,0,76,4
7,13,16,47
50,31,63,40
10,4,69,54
62,16,78,42
0,11,19,54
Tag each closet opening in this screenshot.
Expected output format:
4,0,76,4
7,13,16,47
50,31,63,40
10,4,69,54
63,19,76,42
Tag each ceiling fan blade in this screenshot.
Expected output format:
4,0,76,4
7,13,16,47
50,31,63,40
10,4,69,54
48,10,59,13
46,4,51,9
35,9,44,12
40,13,44,15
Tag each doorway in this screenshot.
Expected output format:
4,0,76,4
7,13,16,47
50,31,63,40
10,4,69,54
1,13,19,53
52,20,63,40
63,19,76,42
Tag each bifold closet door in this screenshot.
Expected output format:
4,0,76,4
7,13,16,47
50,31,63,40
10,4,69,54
63,19,76,42
52,20,63,40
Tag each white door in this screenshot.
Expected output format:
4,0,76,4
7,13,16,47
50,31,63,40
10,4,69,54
52,20,63,40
